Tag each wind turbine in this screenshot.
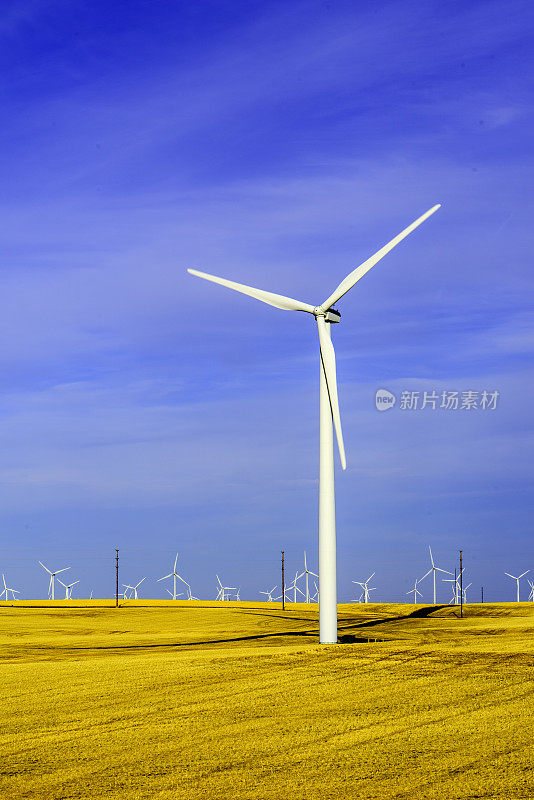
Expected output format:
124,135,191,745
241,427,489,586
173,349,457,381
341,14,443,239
419,546,452,603
407,579,423,604
124,578,145,600
443,569,463,605
1,574,20,601
288,570,305,603
260,585,277,601
527,579,534,602
216,575,237,601
352,572,376,603
462,582,472,603
297,552,319,603
131,578,145,599
189,205,440,642
505,570,529,602
39,561,69,600
57,579,79,599
158,553,193,600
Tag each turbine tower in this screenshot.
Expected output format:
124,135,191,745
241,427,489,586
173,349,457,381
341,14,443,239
505,570,529,602
188,205,440,643
420,546,451,603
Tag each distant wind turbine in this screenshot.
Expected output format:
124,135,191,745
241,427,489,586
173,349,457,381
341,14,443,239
352,572,376,603
216,575,236,601
39,561,69,600
158,553,193,600
188,205,440,642
57,579,79,599
505,570,529,602
419,546,451,603
260,585,277,601
1,574,20,601
443,569,463,605
124,578,145,600
297,552,318,603
288,570,305,603
407,579,423,604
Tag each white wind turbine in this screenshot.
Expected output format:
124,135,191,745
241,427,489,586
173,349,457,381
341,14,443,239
57,579,79,599
352,572,376,603
407,578,423,604
462,582,472,603
189,205,440,642
443,569,463,605
216,575,237,601
158,553,193,600
1,574,20,601
288,570,305,603
124,578,145,600
505,570,529,602
297,552,319,603
527,579,534,602
419,546,452,603
39,561,70,600
259,585,278,601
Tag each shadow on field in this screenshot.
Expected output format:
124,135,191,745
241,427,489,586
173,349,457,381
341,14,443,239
337,605,448,642
82,604,450,651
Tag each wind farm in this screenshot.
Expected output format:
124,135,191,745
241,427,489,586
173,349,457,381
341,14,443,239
2,1,533,798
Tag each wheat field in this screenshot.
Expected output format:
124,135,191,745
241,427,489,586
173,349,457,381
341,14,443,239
1,600,533,799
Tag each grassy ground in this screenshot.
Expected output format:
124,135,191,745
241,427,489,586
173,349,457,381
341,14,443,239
1,601,533,799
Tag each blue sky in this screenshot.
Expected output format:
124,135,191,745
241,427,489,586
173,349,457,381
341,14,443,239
1,0,533,603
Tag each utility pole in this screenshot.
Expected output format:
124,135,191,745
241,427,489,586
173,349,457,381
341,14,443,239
115,549,119,608
459,549,463,618
281,550,285,611
481,585,484,603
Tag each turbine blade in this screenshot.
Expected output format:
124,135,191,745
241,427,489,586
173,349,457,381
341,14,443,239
317,316,346,469
56,568,70,575
39,562,52,574
157,574,173,581
188,269,315,313
429,546,435,567
518,570,530,578
420,569,432,581
320,205,441,310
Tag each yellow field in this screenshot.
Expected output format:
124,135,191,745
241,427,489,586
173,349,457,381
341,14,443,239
1,601,533,799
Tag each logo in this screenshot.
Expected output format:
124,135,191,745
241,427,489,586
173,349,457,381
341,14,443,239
375,388,396,411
